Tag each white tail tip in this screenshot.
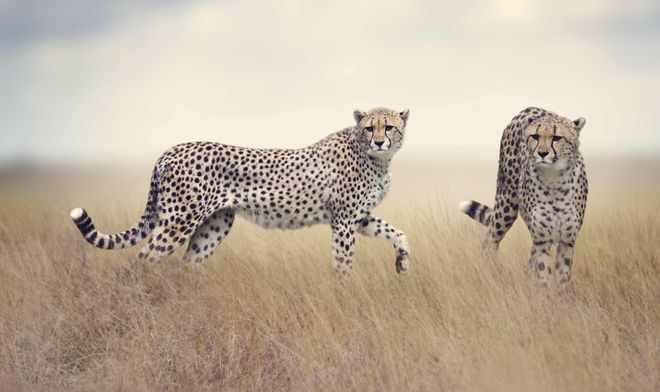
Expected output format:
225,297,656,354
70,208,84,220
458,200,473,213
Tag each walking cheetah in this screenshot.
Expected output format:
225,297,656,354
71,107,411,274
459,107,588,288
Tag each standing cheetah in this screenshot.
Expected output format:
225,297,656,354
459,107,588,288
71,107,411,274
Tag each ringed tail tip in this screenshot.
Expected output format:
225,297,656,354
458,200,473,214
70,207,85,221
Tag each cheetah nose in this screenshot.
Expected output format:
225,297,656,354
374,141,384,147
538,151,549,158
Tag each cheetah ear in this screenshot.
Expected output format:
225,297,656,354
353,110,366,125
399,109,410,126
572,117,586,131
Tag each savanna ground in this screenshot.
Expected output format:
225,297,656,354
0,157,658,391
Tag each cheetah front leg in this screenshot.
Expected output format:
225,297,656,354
529,240,552,287
183,208,236,264
555,240,575,290
331,218,357,276
357,214,410,273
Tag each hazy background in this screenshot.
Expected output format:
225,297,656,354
1,0,659,165
1,3,659,390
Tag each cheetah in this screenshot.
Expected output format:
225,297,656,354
70,107,411,274
459,107,588,288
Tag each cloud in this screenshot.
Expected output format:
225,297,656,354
1,0,658,163
0,0,192,47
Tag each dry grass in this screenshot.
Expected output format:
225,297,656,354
0,159,658,391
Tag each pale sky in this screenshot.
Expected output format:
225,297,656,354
1,0,658,164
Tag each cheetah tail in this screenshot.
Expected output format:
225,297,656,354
69,169,159,250
458,200,493,226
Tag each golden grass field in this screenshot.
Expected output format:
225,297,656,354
0,158,658,391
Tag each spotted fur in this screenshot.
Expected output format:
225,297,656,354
460,107,588,289
71,107,411,274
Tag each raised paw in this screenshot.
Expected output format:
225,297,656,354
395,254,410,273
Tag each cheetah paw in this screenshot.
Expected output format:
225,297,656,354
395,255,410,273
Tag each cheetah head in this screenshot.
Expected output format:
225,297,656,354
353,107,409,158
525,116,585,168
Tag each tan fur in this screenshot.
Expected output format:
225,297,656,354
460,107,588,290
72,107,412,275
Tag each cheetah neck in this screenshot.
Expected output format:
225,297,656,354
531,156,580,187
367,153,393,172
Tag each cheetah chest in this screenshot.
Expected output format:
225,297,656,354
520,177,581,242
364,173,391,211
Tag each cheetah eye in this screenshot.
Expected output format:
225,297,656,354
364,126,374,132
385,125,394,132
552,136,563,142
530,134,540,141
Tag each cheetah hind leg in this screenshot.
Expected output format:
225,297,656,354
183,208,236,264
137,223,190,263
